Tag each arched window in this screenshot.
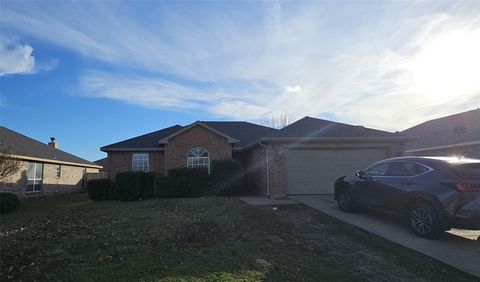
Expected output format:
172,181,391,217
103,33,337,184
187,147,210,172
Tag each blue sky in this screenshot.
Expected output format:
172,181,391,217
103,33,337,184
1,1,479,161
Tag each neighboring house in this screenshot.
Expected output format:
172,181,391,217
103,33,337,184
94,157,108,172
0,126,102,197
402,109,480,158
101,117,410,197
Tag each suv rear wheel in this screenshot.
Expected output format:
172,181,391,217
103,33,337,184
409,202,442,239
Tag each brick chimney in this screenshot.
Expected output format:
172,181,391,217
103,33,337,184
48,137,59,149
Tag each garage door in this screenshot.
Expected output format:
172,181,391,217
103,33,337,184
284,148,387,195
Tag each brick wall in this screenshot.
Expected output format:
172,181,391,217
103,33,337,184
266,144,287,198
242,146,267,195
107,151,131,178
107,151,165,178
0,160,99,198
150,151,166,175
165,125,232,172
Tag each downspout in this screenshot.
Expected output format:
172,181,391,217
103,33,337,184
258,140,270,197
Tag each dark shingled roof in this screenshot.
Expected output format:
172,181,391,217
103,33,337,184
0,126,99,167
101,122,277,151
101,125,184,151
94,157,108,171
267,116,400,138
402,109,480,151
101,117,407,151
200,121,279,149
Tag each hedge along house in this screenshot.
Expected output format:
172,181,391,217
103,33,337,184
0,126,102,198
101,117,411,198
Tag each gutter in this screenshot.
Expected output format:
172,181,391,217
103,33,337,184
405,140,480,153
260,136,416,143
6,154,102,169
258,140,270,197
101,147,166,152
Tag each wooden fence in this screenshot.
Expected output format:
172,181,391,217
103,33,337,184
84,172,108,181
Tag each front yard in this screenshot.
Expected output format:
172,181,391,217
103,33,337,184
0,193,476,281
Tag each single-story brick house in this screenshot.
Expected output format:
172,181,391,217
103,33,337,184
0,126,102,197
101,117,411,197
402,109,480,158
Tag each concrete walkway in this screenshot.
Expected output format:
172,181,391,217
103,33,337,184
239,196,298,206
290,195,480,278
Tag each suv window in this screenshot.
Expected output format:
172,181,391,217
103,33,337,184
365,163,389,176
385,162,429,177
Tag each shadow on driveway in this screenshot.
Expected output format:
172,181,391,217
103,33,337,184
290,195,480,278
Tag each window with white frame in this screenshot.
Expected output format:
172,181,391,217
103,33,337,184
187,147,210,172
26,162,43,192
55,165,61,178
132,153,149,172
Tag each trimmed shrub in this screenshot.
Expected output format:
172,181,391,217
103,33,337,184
116,171,156,201
154,176,174,198
86,178,117,200
210,160,244,196
157,161,244,198
116,172,141,201
167,168,210,197
0,192,21,214
139,172,156,199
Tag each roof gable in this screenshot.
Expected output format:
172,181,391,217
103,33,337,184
0,126,100,168
158,122,239,144
200,121,278,149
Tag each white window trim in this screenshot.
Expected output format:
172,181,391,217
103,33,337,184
132,153,149,172
187,147,210,174
26,162,43,193
56,165,62,178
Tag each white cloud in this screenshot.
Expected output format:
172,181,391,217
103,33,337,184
82,72,216,110
0,35,35,76
210,101,270,120
2,2,480,130
286,86,302,93
81,71,272,118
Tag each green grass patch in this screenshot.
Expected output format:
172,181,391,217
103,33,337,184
0,192,477,281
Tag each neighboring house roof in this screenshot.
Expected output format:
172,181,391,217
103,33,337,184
402,109,480,152
94,157,108,171
0,126,101,168
262,116,407,142
101,125,183,151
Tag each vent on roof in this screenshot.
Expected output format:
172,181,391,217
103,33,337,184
48,137,59,149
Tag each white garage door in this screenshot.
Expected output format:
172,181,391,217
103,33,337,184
284,148,387,195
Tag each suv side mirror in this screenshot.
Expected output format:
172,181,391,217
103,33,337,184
356,170,368,179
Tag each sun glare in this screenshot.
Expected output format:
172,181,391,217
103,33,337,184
412,28,480,102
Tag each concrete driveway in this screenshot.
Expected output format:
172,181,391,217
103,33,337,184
291,195,480,278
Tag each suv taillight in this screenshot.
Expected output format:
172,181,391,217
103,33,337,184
455,183,480,192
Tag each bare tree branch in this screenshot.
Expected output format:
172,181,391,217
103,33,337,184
0,144,21,181
261,113,297,129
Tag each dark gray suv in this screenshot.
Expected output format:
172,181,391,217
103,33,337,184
334,156,480,239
